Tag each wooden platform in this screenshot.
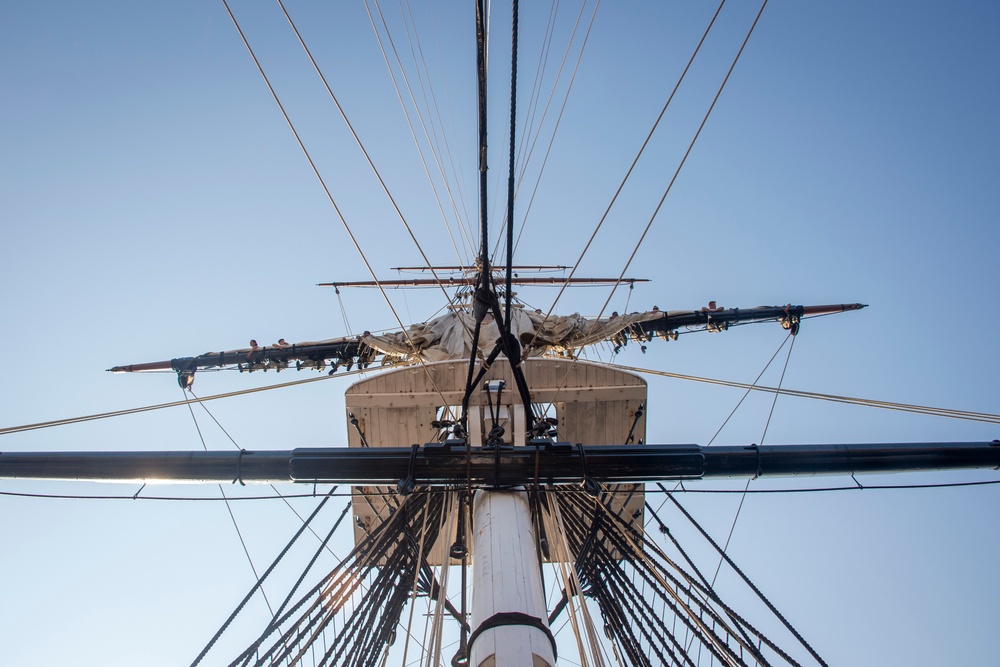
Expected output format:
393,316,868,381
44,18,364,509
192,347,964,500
345,359,647,564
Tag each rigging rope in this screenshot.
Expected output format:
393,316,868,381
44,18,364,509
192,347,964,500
400,491,435,667
526,0,724,325
608,363,1000,425
189,491,341,667
708,331,795,610
503,0,520,335
234,500,352,667
509,0,740,419
233,492,447,667
336,287,354,337
7,478,999,503
0,364,401,437
188,388,343,558
643,499,765,663
279,0,470,290
424,492,457,667
590,486,808,666
701,336,793,447
594,0,765,325
182,390,275,619
661,489,828,666
541,493,601,666
362,0,477,264
222,0,458,416
505,0,602,262
557,490,768,666
475,0,490,273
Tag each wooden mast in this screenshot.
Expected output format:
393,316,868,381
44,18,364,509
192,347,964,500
470,490,554,666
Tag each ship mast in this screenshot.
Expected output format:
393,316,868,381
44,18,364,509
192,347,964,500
4,3,998,666
463,0,556,661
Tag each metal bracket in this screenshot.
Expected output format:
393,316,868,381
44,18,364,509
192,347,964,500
396,444,420,495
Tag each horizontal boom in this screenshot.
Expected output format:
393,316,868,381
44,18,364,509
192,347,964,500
1,441,996,485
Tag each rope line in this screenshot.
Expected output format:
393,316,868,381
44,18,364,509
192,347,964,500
0,364,398,437
556,489,781,665
398,0,478,262
509,0,602,261
709,333,795,594
367,0,477,259
5,478,998,502
494,0,596,261
222,0,457,414
232,492,446,667
594,0,766,325
189,389,342,558
336,287,355,337
503,0,520,334
574,486,809,665
527,0,724,327
703,336,792,447
511,0,739,420
662,489,828,666
279,0,461,292
235,500,351,667
609,363,1000,425
181,397,275,619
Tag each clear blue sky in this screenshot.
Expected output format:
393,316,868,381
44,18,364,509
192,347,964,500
1,2,998,665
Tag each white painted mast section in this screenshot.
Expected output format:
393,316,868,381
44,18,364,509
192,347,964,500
470,489,555,667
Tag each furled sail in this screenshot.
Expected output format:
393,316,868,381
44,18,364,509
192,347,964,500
361,308,662,361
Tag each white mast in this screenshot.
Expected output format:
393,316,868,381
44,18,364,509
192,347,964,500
470,490,554,667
